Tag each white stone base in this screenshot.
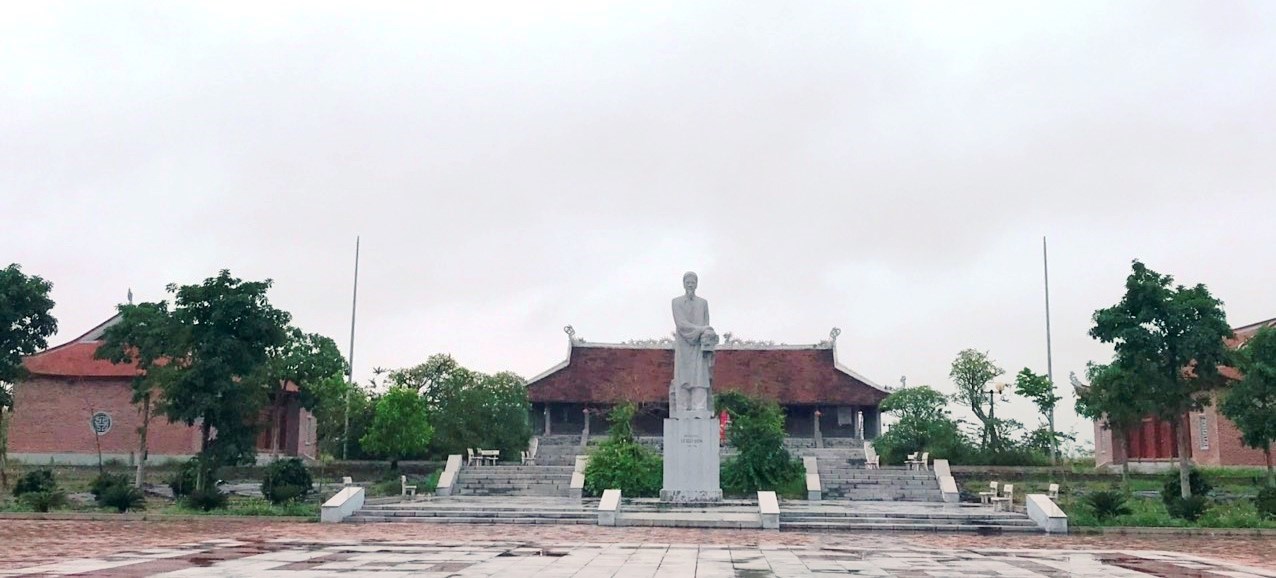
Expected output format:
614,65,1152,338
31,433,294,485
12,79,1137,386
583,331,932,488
661,417,722,503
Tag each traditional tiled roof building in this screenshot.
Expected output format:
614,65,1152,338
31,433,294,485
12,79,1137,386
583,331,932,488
527,327,890,438
8,315,316,465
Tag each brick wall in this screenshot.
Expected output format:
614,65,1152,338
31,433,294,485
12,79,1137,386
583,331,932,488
9,376,200,457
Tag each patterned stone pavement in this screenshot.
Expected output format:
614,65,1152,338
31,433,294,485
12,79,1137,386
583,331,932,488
1,521,1273,577
1,538,1275,577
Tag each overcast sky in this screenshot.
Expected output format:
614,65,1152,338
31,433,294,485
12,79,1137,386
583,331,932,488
5,2,1274,450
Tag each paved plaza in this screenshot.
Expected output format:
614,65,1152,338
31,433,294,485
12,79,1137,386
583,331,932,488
1,520,1274,577
2,536,1275,577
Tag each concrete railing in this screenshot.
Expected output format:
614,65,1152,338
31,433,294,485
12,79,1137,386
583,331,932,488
758,491,780,530
598,489,622,526
932,459,960,504
570,455,590,499
1026,494,1068,533
802,456,821,501
435,454,463,497
320,486,365,523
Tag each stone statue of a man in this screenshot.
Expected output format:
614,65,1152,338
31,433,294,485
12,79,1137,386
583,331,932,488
671,271,718,417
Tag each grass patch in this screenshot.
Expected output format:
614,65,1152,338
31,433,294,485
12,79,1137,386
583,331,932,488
163,497,318,517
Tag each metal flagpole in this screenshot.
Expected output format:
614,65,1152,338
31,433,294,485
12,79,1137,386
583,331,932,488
343,236,360,461
1043,236,1057,465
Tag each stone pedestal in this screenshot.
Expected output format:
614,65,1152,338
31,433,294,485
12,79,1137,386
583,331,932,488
660,417,722,503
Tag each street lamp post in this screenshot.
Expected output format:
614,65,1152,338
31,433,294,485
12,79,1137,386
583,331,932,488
984,382,1007,448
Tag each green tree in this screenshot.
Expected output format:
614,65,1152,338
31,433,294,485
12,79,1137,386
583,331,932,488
0,264,57,490
1014,368,1062,463
949,349,1006,451
96,301,177,488
875,386,968,464
1090,260,1232,498
1219,326,1276,487
361,386,433,469
721,395,801,494
389,354,530,460
1074,362,1153,489
259,328,347,457
97,271,290,491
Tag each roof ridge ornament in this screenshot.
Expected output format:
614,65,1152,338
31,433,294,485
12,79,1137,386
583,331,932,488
563,325,583,344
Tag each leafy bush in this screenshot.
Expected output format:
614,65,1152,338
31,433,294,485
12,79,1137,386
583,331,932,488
583,403,662,497
90,472,131,502
1256,486,1276,519
184,487,228,511
19,490,67,513
13,469,56,497
1166,495,1211,521
100,484,146,513
1082,489,1132,521
1161,469,1213,505
261,458,314,505
720,396,802,494
168,459,198,498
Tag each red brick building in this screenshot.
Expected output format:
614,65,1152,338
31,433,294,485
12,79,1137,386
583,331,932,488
527,328,890,438
1093,317,1276,471
7,315,316,465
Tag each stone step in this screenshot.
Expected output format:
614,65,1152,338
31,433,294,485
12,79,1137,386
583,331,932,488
348,515,595,525
616,512,762,529
355,510,592,519
780,515,1036,526
780,521,1041,533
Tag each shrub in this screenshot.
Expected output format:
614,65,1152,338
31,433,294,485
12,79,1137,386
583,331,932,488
1256,486,1276,520
1166,495,1211,521
90,472,131,503
168,459,198,498
100,484,146,513
13,469,56,497
261,458,314,505
1198,500,1265,528
1082,489,1132,521
1161,469,1213,505
720,396,802,494
583,403,662,497
19,490,67,513
184,487,228,511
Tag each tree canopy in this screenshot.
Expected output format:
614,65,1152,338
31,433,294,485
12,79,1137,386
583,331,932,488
1090,260,1232,497
0,264,57,386
361,386,433,468
96,271,291,489
949,349,1005,450
875,385,967,464
1219,326,1276,486
1014,368,1061,461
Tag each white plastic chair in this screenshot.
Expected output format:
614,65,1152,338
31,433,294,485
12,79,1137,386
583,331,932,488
1048,483,1059,499
466,448,477,467
401,475,417,498
919,452,930,471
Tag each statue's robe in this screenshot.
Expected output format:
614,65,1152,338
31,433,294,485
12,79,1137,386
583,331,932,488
671,295,712,414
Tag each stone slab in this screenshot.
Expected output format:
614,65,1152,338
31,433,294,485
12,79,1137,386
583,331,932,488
1026,493,1068,534
660,417,721,503
321,487,365,524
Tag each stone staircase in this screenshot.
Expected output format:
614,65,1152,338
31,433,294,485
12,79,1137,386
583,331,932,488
533,435,589,466
453,465,574,497
349,496,594,524
779,501,1041,533
819,465,942,502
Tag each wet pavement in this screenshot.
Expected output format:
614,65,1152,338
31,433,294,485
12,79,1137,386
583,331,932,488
0,520,1272,576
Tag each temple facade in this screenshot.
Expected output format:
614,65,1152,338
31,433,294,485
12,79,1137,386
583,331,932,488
527,327,890,439
8,315,317,465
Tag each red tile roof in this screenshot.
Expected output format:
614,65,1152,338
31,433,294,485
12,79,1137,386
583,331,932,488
1219,317,1276,381
527,344,888,406
23,341,141,378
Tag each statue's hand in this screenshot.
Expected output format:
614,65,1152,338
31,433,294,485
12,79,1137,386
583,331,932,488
701,327,719,348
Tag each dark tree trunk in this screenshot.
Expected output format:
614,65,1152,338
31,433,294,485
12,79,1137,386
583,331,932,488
135,393,151,488
1118,432,1131,493
197,420,212,491
1265,443,1273,488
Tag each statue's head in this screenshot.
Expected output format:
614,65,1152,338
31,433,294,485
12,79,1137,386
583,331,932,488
682,271,698,294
